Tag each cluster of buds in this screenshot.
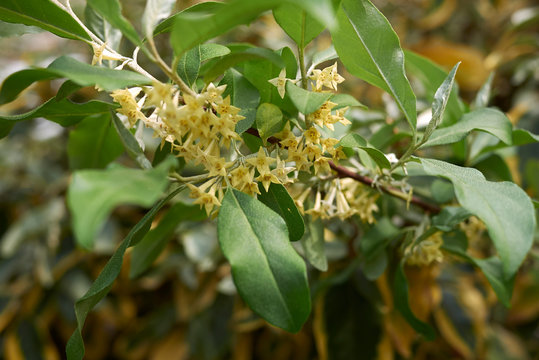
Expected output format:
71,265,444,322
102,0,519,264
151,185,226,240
404,232,444,266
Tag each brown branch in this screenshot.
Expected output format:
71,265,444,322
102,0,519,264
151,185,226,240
244,128,441,214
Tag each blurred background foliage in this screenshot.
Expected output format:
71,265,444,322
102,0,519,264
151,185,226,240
0,0,538,359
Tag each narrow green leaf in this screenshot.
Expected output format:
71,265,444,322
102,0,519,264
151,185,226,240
360,218,399,280
285,82,332,114
47,56,151,91
301,215,327,271
330,93,367,109
67,158,174,249
0,69,58,105
310,45,338,68
153,1,225,35
220,69,260,134
88,0,141,45
394,262,436,340
256,103,283,141
420,108,513,148
258,183,305,242
473,72,495,109
177,45,201,88
475,128,539,157
332,0,417,132
218,188,311,333
420,158,536,279
421,62,460,143
130,202,206,278
0,0,91,41
56,80,84,101
111,113,152,169
171,0,335,56
431,206,471,231
0,98,115,138
65,185,185,360
0,20,42,38
442,231,514,306
273,4,324,46
338,133,391,169
404,50,464,125
67,113,123,170
142,0,176,38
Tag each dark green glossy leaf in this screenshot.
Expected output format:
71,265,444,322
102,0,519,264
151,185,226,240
0,98,115,139
394,262,436,340
420,158,536,279
300,215,327,271
88,0,141,45
258,183,304,241
285,82,332,114
67,113,123,170
421,108,513,148
256,103,283,141
66,185,185,360
332,0,416,132
218,188,311,333
220,69,260,134
338,133,391,169
130,202,206,278
0,0,91,41
421,62,460,143
0,69,58,105
431,206,471,231
178,43,230,87
67,158,175,249
111,113,152,169
56,80,84,101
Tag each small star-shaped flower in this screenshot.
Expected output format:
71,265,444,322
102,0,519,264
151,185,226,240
268,68,288,98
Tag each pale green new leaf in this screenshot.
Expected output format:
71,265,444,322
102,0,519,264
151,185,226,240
273,3,324,46
142,0,176,38
218,189,311,333
421,62,460,143
332,0,416,132
420,158,536,279
0,0,91,41
256,103,283,141
67,158,175,248
421,108,512,148
338,133,391,169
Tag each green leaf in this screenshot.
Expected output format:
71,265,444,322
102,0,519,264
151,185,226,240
338,133,391,169
88,0,141,45
84,5,122,53
111,113,152,169
360,218,399,280
0,69,58,105
473,72,495,109
257,183,305,242
0,0,91,41
330,93,367,109
130,202,206,278
421,62,460,143
48,56,151,91
142,0,176,38
475,128,539,157
256,103,283,141
300,215,327,271
171,0,335,56
310,45,338,68
0,98,115,139
442,231,514,306
67,113,123,170
178,43,231,88
432,206,471,231
285,82,332,114
419,158,536,279
153,1,225,35
65,185,185,360
56,80,84,101
67,159,174,249
332,0,417,132
404,50,464,125
217,188,311,333
394,262,436,340
430,179,455,204
273,4,324,46
0,20,42,38
420,108,513,148
220,69,260,134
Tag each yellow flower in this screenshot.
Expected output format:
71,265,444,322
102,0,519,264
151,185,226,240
91,42,123,66
271,158,295,184
268,68,288,98
305,191,327,220
304,126,321,145
203,83,226,104
404,232,444,266
286,146,311,172
313,156,331,174
245,147,276,173
230,165,253,189
256,170,281,192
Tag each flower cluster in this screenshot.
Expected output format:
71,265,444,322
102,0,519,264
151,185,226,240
404,232,444,266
